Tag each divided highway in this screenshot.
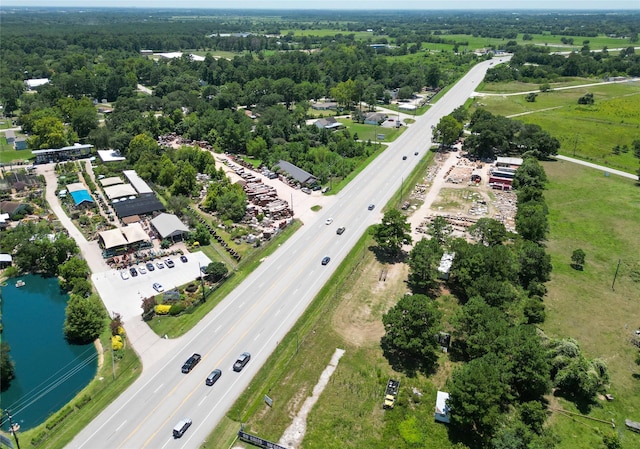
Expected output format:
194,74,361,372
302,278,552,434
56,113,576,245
67,58,503,449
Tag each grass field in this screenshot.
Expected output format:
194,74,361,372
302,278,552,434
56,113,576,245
541,160,640,449
472,81,640,173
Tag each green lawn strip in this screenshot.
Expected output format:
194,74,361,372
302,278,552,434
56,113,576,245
541,160,640,449
18,328,141,449
148,221,302,338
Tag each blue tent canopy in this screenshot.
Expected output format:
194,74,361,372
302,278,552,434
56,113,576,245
70,189,94,206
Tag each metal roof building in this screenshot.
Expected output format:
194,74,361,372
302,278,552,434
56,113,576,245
150,213,190,240
123,170,153,195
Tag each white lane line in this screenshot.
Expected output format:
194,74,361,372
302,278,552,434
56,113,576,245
238,301,245,309
153,384,164,394
115,420,127,432
214,325,222,333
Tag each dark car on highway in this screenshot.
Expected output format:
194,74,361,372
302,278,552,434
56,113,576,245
233,352,251,372
336,227,346,235
205,369,222,386
181,353,201,373
322,256,331,265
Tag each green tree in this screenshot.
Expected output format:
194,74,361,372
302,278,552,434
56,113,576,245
602,433,622,449
434,115,463,147
513,157,547,190
28,116,75,149
448,353,514,444
381,294,442,373
191,223,211,246
127,133,158,164
171,160,197,196
216,184,247,222
469,218,508,246
517,240,552,289
523,297,546,324
526,92,538,102
59,258,90,290
501,325,551,402
571,249,586,270
516,201,549,243
428,216,453,245
408,238,442,293
371,209,412,257
451,296,511,360
1,342,16,391
63,294,106,344
206,261,228,282
70,105,99,139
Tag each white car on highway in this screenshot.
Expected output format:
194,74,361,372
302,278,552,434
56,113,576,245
325,218,333,225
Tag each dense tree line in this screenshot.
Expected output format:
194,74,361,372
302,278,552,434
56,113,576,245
463,109,560,159
486,43,640,83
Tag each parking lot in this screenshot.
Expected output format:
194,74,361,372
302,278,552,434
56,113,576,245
91,251,212,320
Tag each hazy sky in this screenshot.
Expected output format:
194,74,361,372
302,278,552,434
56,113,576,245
5,1,640,10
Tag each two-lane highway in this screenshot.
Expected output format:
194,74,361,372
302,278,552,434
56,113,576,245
68,57,506,449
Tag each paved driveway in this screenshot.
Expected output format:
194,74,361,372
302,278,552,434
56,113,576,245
91,251,212,321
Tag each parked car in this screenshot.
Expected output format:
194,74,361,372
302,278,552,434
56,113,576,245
156,261,165,269
322,256,331,265
233,352,251,372
368,204,375,210
120,270,129,280
146,262,155,272
301,187,311,194
172,418,192,438
165,259,175,268
325,218,333,225
153,282,164,292
205,369,222,386
138,266,147,275
336,227,346,235
181,353,201,373
402,155,407,160
129,267,138,277
180,255,188,263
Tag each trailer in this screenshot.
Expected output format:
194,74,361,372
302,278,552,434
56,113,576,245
383,379,400,409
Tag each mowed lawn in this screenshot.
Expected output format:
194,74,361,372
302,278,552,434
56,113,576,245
542,160,640,449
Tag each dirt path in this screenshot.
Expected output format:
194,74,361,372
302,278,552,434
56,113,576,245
278,348,345,449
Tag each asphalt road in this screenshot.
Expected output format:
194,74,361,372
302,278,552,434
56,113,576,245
67,57,506,449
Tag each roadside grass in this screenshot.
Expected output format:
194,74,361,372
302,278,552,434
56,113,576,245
148,221,302,338
17,328,141,449
471,82,640,173
541,160,640,449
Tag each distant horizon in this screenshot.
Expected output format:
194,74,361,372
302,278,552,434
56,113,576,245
3,1,639,11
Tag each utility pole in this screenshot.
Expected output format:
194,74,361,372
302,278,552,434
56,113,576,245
199,263,206,303
611,259,621,291
6,410,21,449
